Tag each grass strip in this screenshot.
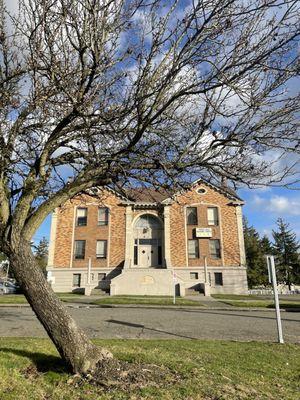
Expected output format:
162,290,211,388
0,338,299,400
218,299,300,309
91,296,203,306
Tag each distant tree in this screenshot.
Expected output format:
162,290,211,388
243,218,269,288
33,237,49,275
272,219,300,289
260,235,274,256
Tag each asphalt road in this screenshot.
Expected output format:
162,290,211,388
0,306,299,343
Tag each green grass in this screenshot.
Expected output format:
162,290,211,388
211,294,300,309
217,300,300,310
0,293,84,304
212,294,267,300
0,338,299,400
91,296,203,306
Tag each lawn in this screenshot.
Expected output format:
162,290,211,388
91,296,203,306
0,338,299,400
212,294,267,300
212,294,300,310
0,293,84,304
216,300,300,310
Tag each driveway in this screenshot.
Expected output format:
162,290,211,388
0,306,299,343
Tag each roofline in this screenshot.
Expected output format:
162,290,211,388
161,177,243,204
88,179,243,204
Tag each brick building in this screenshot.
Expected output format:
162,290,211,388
47,179,248,296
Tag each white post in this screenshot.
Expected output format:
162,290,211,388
87,257,92,285
204,256,208,283
172,270,176,304
266,255,284,344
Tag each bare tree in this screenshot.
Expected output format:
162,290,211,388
0,0,299,374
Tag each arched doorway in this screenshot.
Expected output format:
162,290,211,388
133,214,163,268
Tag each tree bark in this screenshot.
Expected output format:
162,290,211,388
7,239,113,374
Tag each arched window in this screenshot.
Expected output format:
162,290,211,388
135,214,161,229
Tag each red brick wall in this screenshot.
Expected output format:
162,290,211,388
53,190,126,269
169,183,241,267
53,184,242,270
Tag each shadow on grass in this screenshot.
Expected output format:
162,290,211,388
0,348,68,373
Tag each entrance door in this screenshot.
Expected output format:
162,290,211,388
139,244,159,267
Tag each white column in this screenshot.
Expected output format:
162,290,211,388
236,205,246,266
204,256,209,283
163,205,172,268
47,209,58,268
124,205,133,268
87,257,92,284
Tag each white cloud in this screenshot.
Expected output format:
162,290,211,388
5,0,19,14
252,195,300,216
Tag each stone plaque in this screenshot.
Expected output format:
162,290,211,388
140,275,155,285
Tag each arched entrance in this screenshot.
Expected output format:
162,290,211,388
133,214,163,268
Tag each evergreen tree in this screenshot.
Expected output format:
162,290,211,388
272,219,300,289
243,218,269,288
260,235,273,255
34,238,49,275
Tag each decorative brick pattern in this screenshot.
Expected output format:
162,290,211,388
169,183,241,268
53,190,126,269
53,183,242,271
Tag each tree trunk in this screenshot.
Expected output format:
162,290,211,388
7,239,113,374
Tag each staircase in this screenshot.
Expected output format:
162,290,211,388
110,268,184,296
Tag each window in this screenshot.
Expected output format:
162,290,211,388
73,274,81,287
98,273,106,281
135,215,161,229
186,207,198,225
74,240,86,259
209,239,221,259
188,239,199,259
76,208,87,226
214,272,223,286
134,244,138,265
207,207,219,226
98,207,109,226
196,187,206,194
190,272,199,280
96,240,107,258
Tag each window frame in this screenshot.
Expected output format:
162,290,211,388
98,207,109,226
188,239,199,259
98,273,106,281
96,240,107,259
74,240,86,260
209,239,221,259
186,207,198,225
207,207,219,226
76,207,88,226
214,272,223,286
72,273,81,287
190,272,199,280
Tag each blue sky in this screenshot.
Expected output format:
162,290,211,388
239,186,300,240
33,186,300,246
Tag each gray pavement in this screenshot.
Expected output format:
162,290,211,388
0,306,299,343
